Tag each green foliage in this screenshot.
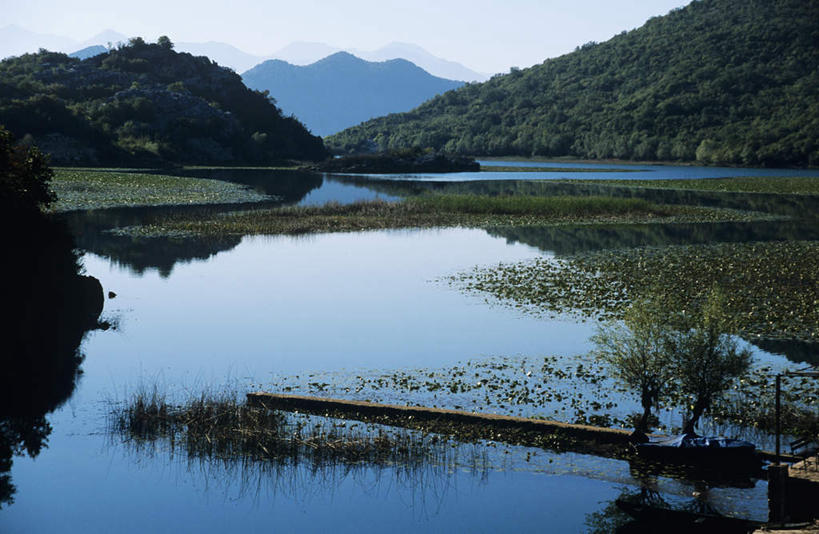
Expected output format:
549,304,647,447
50,169,271,212
579,176,819,195
592,297,674,435
594,289,752,435
0,40,328,165
156,36,173,50
669,289,752,433
327,0,819,167
407,194,670,217
0,125,55,210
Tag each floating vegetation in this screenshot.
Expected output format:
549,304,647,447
577,176,819,195
109,194,771,238
262,352,818,449
265,355,628,427
451,241,819,342
709,367,819,438
50,169,272,212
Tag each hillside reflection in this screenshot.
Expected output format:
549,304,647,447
0,213,104,508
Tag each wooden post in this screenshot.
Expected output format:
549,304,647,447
768,463,789,524
775,373,781,464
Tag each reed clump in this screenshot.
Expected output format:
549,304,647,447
112,388,459,469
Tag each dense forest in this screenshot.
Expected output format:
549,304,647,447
0,37,327,165
327,0,819,167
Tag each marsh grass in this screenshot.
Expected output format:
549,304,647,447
576,176,819,195
112,194,766,238
50,169,272,212
111,387,468,471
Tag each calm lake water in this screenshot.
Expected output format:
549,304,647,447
328,159,819,181
4,161,818,532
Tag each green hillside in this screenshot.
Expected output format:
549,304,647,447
0,37,328,165
327,0,819,167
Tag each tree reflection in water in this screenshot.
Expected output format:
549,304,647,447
0,212,104,508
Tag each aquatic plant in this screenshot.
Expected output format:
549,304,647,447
112,387,469,472
577,176,819,196
50,169,272,212
452,241,819,342
263,351,819,448
111,194,768,238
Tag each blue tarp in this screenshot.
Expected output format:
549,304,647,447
642,433,755,450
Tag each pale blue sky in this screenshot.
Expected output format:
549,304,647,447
4,0,688,73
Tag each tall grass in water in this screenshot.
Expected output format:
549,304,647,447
111,387,478,474
407,194,672,217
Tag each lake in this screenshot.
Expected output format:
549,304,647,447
3,161,817,532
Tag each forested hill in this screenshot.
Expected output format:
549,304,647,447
327,0,819,167
242,52,464,137
0,37,328,165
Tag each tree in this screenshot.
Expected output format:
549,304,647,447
156,36,174,50
670,289,752,435
0,126,55,211
592,296,674,440
594,288,752,439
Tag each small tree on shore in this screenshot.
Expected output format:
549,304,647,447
592,297,674,440
594,288,752,438
670,289,752,435
0,126,55,211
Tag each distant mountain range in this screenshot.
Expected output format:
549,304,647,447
242,52,465,137
327,0,819,167
266,41,489,82
69,45,108,60
0,26,489,82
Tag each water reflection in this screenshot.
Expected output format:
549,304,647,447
59,170,818,278
106,401,766,528
162,168,400,207
586,487,761,533
751,338,819,366
109,405,491,511
0,212,104,508
334,175,819,218
486,220,819,256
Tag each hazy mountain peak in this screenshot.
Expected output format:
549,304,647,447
175,41,263,71
242,53,464,137
80,29,128,48
69,45,108,60
317,51,360,63
269,41,341,65
352,43,488,82
0,25,77,58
